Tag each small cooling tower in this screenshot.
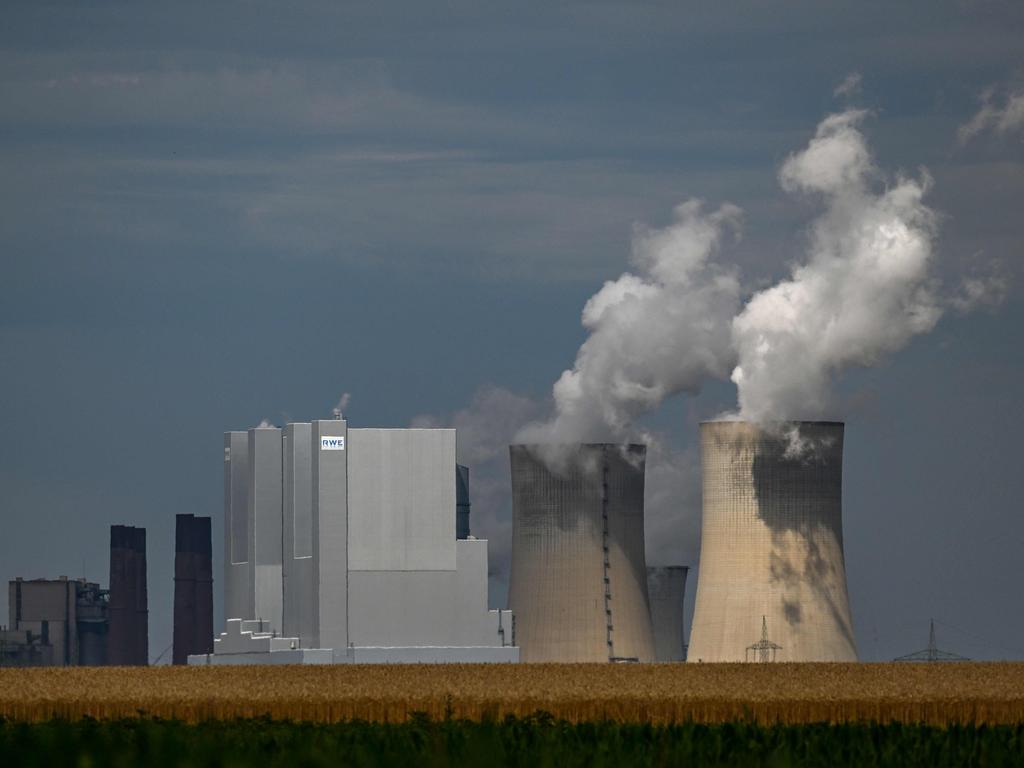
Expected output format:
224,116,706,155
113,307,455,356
647,566,688,662
688,421,857,662
508,444,655,662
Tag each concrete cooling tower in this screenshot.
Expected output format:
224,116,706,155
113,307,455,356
688,421,857,662
508,444,656,663
647,566,688,662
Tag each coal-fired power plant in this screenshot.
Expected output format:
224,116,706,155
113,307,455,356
688,421,857,662
173,514,213,665
108,525,148,666
508,444,656,663
647,566,688,662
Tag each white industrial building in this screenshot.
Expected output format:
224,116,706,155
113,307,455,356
189,418,517,664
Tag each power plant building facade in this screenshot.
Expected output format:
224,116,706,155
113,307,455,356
647,566,688,662
507,444,656,663
191,420,517,665
688,421,857,662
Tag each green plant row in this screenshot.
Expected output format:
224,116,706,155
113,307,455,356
2,715,1024,768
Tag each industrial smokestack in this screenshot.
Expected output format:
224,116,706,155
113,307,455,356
508,444,655,662
108,525,148,666
688,421,857,662
647,566,688,662
172,514,213,665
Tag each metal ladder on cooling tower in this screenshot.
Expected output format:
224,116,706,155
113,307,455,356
601,449,615,661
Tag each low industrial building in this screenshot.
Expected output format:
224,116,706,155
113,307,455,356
190,418,517,665
3,577,109,666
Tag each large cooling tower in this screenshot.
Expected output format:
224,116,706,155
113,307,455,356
508,444,656,663
688,421,857,662
647,566,688,662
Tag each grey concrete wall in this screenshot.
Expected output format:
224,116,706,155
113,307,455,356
9,579,75,665
348,539,505,649
283,422,316,646
647,566,688,662
346,646,519,664
347,429,457,571
312,419,348,657
223,432,252,622
508,445,655,663
688,421,857,662
249,427,283,633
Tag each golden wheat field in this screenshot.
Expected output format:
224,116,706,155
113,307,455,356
2,663,1024,725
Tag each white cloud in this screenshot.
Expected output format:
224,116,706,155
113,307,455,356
958,87,1024,143
833,72,862,99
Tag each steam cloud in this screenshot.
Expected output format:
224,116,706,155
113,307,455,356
730,110,943,422
516,107,1006,440
415,103,1007,604
515,200,741,445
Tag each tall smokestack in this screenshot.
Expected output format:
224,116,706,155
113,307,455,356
508,444,655,662
108,525,148,666
688,421,857,662
173,514,213,665
647,566,688,662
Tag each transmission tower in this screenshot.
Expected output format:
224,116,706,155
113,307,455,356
746,615,782,662
894,619,969,662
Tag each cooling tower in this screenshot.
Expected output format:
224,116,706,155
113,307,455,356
688,421,857,662
647,566,688,662
508,444,655,663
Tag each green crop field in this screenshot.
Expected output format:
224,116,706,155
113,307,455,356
2,717,1024,768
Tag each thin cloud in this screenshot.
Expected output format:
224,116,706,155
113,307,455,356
958,87,1024,143
833,72,862,99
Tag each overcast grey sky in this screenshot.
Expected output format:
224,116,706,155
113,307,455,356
1,1,1022,662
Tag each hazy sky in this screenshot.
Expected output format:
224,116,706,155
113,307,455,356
2,1,1022,662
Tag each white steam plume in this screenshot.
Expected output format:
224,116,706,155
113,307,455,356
730,110,944,423
516,200,741,445
332,392,352,419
